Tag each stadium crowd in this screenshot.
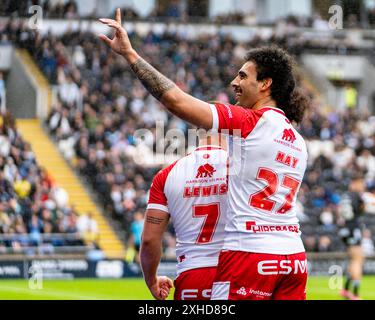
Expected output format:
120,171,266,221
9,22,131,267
1,17,375,259
0,111,100,255
299,106,375,253
1,0,375,28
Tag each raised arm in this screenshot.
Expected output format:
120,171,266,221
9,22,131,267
99,8,213,129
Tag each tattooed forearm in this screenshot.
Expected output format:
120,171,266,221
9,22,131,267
146,215,166,225
130,58,176,100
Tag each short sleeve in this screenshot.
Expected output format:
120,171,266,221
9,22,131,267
147,161,178,213
147,170,169,213
210,103,265,138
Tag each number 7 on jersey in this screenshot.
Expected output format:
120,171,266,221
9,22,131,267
192,203,220,244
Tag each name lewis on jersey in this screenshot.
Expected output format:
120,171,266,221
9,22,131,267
183,183,227,198
183,162,227,198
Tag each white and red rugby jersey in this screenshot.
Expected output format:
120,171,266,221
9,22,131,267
209,103,308,254
147,146,228,276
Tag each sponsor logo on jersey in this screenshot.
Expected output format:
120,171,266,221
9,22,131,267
245,221,300,233
274,129,302,152
236,287,247,296
196,164,216,178
248,288,273,297
181,289,211,300
282,128,297,143
257,259,307,275
235,287,272,298
185,177,226,184
273,138,302,152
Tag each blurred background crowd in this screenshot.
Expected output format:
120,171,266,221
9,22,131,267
1,0,375,27
0,111,100,255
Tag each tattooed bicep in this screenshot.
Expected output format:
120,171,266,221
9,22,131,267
146,215,168,225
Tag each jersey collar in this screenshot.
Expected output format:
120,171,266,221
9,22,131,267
195,145,223,151
260,106,285,116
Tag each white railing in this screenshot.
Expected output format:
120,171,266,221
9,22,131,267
0,233,89,255
0,233,84,241
0,246,90,255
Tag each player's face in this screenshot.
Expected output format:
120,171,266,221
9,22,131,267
231,61,261,108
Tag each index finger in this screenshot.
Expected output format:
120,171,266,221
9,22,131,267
116,8,122,25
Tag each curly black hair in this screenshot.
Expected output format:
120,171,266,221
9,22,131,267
245,46,310,124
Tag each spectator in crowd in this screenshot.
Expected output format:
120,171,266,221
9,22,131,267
345,84,358,109
363,185,375,214
320,209,336,233
58,75,81,107
0,72,5,111
128,211,144,263
318,235,333,252
28,213,43,246
304,235,317,251
77,211,99,245
86,242,105,261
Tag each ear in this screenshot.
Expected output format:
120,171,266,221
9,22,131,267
260,78,272,92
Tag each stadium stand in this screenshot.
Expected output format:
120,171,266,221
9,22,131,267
16,118,124,258
1,15,375,261
2,0,375,27
12,45,125,258
0,45,125,259
0,110,87,255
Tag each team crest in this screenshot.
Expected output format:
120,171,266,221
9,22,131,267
282,128,297,143
196,163,216,178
